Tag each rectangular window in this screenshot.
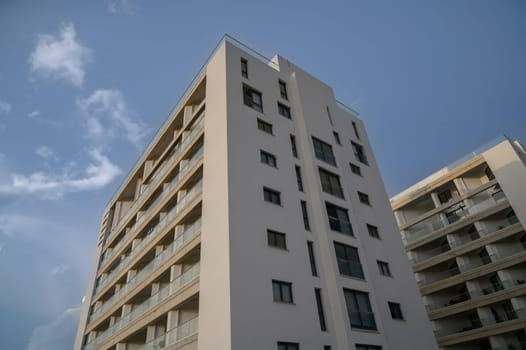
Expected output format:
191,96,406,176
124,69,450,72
356,345,381,350
352,121,360,139
344,289,377,330
313,137,336,166
367,224,380,239
277,342,299,350
279,80,288,100
438,189,452,204
350,163,362,176
377,261,391,277
295,166,304,192
319,168,344,198
326,106,333,126
358,191,371,205
334,242,364,279
272,280,293,303
257,118,273,134
268,230,287,250
243,84,263,113
307,241,318,276
485,166,495,181
241,58,248,78
264,187,281,205
325,202,353,235
260,150,277,167
333,131,341,145
278,103,291,119
301,200,310,230
388,302,404,320
351,141,368,165
315,288,327,331
290,135,298,158
324,347,332,350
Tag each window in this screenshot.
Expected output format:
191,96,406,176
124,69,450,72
377,261,391,277
351,141,368,165
277,342,299,350
272,280,293,303
319,168,344,198
367,224,380,239
438,189,452,204
485,166,495,181
507,210,519,225
260,150,277,167
264,187,281,205
344,289,376,330
315,288,327,331
333,131,341,145
358,191,370,205
267,230,287,249
326,202,353,235
352,121,360,139
301,200,310,230
350,163,362,176
279,80,288,100
334,242,364,279
307,241,318,276
324,347,332,350
290,135,298,158
356,345,381,350
257,118,273,134
313,137,336,166
503,300,517,320
243,85,263,112
295,166,304,192
490,274,504,291
521,234,526,250
388,302,404,320
278,102,291,119
326,106,333,125
241,58,248,78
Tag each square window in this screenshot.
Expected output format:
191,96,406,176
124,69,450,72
334,242,364,279
325,202,353,235
377,261,391,277
366,224,380,239
260,150,277,167
358,191,371,205
350,163,362,176
267,230,287,249
277,342,299,350
319,168,344,199
264,187,281,205
241,58,248,78
272,280,293,303
438,189,452,204
351,141,368,165
257,118,273,134
388,302,404,320
344,289,377,330
278,102,291,119
279,80,288,100
243,84,263,113
313,137,336,166
333,131,341,145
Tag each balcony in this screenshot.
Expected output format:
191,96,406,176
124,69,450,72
348,311,377,331
337,258,365,280
137,316,198,350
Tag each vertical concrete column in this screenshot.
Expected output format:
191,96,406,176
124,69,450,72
94,300,103,312
510,296,526,311
87,331,97,343
174,225,184,240
151,282,160,295
146,325,157,342
453,178,468,195
166,310,180,331
465,280,481,298
489,335,508,349
183,105,193,127
430,192,442,208
115,283,122,292
155,245,164,257
135,178,142,200
177,189,188,203
122,304,132,316
131,238,141,251
126,270,137,283
393,210,405,226
109,315,118,326
477,307,494,326
115,343,126,350
169,264,182,294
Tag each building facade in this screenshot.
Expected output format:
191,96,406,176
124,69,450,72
391,137,526,350
74,36,437,350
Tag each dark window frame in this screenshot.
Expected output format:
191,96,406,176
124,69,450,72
260,150,277,168
319,167,344,199
277,342,299,350
358,191,371,206
279,80,288,100
241,58,248,78
264,187,281,205
257,118,273,134
333,131,341,145
313,137,337,166
334,241,364,279
377,260,391,277
272,280,293,303
301,200,310,231
243,84,263,113
366,224,380,239
351,141,368,165
307,241,318,276
344,289,377,330
278,102,292,119
325,202,353,235
350,163,362,176
290,134,298,158
295,166,304,192
388,302,404,320
267,229,287,250
315,288,327,331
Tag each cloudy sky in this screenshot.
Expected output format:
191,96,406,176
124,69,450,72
1,1,525,349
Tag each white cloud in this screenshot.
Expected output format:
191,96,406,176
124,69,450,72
35,146,59,161
0,149,121,197
25,307,80,350
28,110,40,119
50,264,71,276
29,22,91,87
108,0,134,14
77,89,150,148
0,100,11,114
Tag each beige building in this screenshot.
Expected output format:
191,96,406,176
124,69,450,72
391,137,526,350
74,36,437,350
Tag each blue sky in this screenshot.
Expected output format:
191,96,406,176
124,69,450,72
1,1,525,349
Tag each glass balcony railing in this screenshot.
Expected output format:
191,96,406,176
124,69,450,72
89,217,201,322
434,307,526,338
84,264,199,350
98,146,204,274
348,311,377,331
493,342,526,350
137,316,198,350
417,266,461,287
337,258,364,279
104,116,204,249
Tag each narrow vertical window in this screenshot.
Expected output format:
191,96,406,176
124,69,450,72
295,166,304,192
352,121,360,139
326,106,333,125
301,200,310,230
241,58,248,78
279,80,288,100
307,241,318,276
290,135,298,158
351,141,368,165
315,288,327,331
333,131,341,145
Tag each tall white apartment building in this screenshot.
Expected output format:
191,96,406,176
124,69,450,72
74,36,437,350
391,137,526,350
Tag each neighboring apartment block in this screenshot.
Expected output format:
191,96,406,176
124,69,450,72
74,36,437,350
391,137,526,350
